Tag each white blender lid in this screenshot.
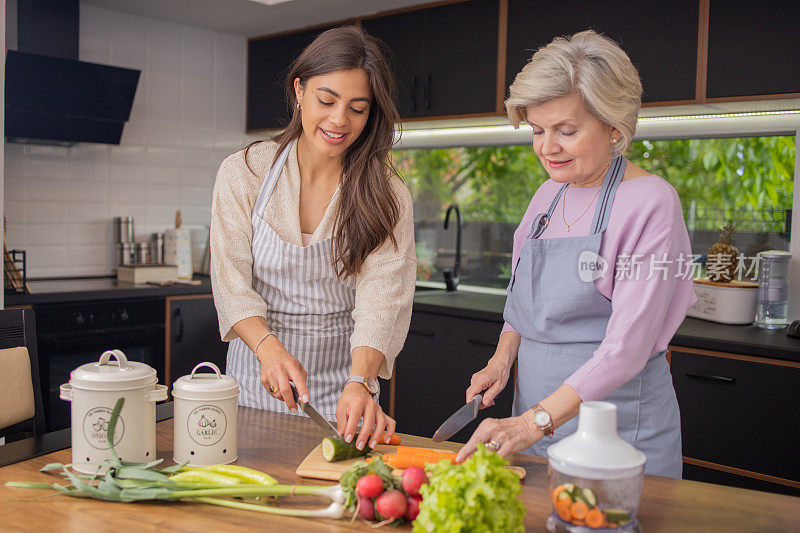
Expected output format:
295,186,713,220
172,362,239,400
70,349,157,391
547,401,646,478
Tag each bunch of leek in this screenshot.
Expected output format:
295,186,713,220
6,398,345,520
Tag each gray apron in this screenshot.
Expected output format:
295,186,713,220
504,156,683,478
226,141,354,420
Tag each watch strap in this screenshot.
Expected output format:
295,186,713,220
344,376,379,398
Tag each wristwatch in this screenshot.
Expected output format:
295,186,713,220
530,404,554,438
344,376,380,399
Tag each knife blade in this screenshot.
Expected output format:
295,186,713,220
291,384,343,439
432,393,483,442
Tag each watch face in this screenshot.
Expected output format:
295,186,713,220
534,411,551,426
365,377,379,395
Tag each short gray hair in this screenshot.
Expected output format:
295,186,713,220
505,30,642,156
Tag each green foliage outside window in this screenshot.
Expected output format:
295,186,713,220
395,135,795,287
394,135,795,231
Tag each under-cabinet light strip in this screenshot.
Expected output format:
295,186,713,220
396,109,800,140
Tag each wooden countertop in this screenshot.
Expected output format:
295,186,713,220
1,406,799,531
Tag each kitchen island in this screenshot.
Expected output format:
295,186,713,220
1,406,798,531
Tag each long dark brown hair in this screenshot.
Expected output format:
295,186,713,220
245,25,402,279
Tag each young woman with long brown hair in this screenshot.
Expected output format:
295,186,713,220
210,25,416,450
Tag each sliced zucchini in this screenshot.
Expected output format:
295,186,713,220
321,437,372,462
581,488,598,508
563,483,575,493
604,508,632,525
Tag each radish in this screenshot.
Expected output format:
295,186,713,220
355,473,384,499
357,494,376,521
405,494,422,521
375,489,407,520
401,466,427,497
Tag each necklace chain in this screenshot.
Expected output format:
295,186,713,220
561,160,611,232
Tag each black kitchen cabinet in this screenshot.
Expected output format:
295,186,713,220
670,349,800,493
247,28,326,131
363,0,499,118
360,10,426,118
506,0,699,103
167,295,228,387
392,311,513,442
707,2,800,98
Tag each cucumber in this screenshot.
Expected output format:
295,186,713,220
321,437,372,462
581,488,598,508
604,508,632,525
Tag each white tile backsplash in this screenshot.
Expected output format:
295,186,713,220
4,5,249,277
27,202,67,224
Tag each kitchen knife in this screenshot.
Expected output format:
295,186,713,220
432,393,483,442
290,384,343,439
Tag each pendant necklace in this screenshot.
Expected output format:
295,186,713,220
561,161,611,232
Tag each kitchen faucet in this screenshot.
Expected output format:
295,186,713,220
443,204,462,291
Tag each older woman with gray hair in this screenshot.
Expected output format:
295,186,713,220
456,30,696,478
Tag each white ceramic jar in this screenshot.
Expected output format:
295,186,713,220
60,349,167,474
172,362,239,466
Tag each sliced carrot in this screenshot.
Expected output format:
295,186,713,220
572,519,586,526
551,485,566,506
585,509,605,529
570,500,589,521
607,523,618,529
556,501,572,522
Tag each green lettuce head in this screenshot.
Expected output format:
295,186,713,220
413,444,525,532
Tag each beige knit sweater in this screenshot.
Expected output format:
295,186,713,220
210,140,416,379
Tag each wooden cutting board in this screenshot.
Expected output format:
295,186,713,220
296,438,526,481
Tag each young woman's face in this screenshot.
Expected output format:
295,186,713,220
525,92,619,187
294,69,372,160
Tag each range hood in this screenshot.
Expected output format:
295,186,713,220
5,0,140,146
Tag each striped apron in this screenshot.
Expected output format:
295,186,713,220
504,156,683,478
226,141,355,420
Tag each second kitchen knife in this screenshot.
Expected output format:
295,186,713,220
432,393,483,442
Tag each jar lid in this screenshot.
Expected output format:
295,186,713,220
547,402,646,479
172,362,239,400
70,350,157,391
758,250,791,260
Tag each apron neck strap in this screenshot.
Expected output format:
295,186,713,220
527,183,567,239
253,140,295,217
527,155,627,239
588,155,626,234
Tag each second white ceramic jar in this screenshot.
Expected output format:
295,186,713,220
172,362,239,466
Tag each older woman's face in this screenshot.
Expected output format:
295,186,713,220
525,93,619,187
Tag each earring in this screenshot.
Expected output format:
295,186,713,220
296,103,301,110
611,137,619,144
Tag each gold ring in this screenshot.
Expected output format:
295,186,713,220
487,440,500,452
268,385,277,394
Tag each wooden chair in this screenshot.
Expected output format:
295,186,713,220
0,308,46,442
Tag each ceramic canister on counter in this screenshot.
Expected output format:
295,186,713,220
164,227,192,279
172,362,239,466
59,350,168,474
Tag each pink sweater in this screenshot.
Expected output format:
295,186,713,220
502,175,697,401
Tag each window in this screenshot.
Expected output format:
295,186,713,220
395,135,795,289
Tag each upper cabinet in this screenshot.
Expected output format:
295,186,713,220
363,0,500,119
247,28,326,131
706,1,800,99
246,1,798,131
506,0,699,104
